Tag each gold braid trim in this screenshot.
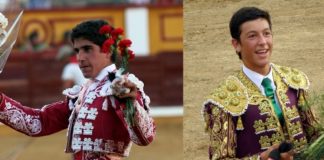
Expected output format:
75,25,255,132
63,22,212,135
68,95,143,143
206,76,249,117
202,104,237,159
272,64,310,90
297,90,320,142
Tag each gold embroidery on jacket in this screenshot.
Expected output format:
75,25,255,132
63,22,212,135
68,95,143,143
258,99,272,115
259,132,285,150
271,132,284,144
204,64,311,159
272,65,308,150
253,119,266,135
204,105,236,159
293,137,307,152
287,121,303,137
237,70,284,138
236,71,260,96
265,116,279,132
208,76,249,116
272,64,309,90
253,116,280,135
259,135,272,149
283,106,300,121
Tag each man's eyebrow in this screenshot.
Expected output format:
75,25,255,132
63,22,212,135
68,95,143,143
80,45,93,49
245,28,271,34
245,30,257,35
74,45,93,51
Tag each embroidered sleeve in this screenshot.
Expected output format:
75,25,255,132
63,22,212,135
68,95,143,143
126,97,155,146
297,90,320,142
203,102,237,160
0,93,71,136
125,74,155,146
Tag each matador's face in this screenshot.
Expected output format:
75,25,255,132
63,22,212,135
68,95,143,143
73,38,112,79
233,18,273,74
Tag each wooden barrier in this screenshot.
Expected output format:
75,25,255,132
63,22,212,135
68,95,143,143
0,52,182,108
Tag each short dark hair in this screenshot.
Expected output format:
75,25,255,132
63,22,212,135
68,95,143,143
71,19,116,62
229,7,272,59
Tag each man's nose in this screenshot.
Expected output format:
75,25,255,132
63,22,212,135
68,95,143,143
77,51,85,61
258,35,267,45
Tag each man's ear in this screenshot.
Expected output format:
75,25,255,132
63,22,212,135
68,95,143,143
231,39,241,53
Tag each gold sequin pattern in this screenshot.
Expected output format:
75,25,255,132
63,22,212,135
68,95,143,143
253,119,266,134
272,64,309,90
265,116,279,131
236,71,260,96
293,137,307,152
259,133,285,150
258,99,272,115
208,76,248,116
203,103,237,159
283,105,300,121
287,121,304,137
259,135,272,149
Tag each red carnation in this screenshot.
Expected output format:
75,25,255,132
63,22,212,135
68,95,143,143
101,38,115,53
120,49,126,56
118,39,132,48
111,28,124,37
128,49,135,60
99,25,113,35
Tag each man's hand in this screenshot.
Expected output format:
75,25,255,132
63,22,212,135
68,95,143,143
264,141,295,160
111,75,138,100
260,144,280,160
279,151,294,160
117,79,138,100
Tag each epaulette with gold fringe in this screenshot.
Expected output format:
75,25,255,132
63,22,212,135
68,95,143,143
205,76,249,117
272,64,309,90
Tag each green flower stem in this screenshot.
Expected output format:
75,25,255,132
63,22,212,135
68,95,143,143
121,49,134,126
124,98,135,126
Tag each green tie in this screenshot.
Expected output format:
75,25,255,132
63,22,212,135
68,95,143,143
261,78,284,126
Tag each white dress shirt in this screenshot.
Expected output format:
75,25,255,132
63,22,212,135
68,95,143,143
86,64,117,92
242,64,276,96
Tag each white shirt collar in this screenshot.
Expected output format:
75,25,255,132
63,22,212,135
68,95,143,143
94,64,116,82
242,64,276,94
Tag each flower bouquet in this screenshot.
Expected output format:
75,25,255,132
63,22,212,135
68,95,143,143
99,24,136,126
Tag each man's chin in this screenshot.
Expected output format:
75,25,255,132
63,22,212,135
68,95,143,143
256,58,271,66
82,73,91,79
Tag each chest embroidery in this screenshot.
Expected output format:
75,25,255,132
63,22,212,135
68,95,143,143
258,99,272,115
71,137,127,153
73,121,94,135
78,107,98,120
237,69,308,151
283,105,300,121
84,91,97,104
259,132,284,150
